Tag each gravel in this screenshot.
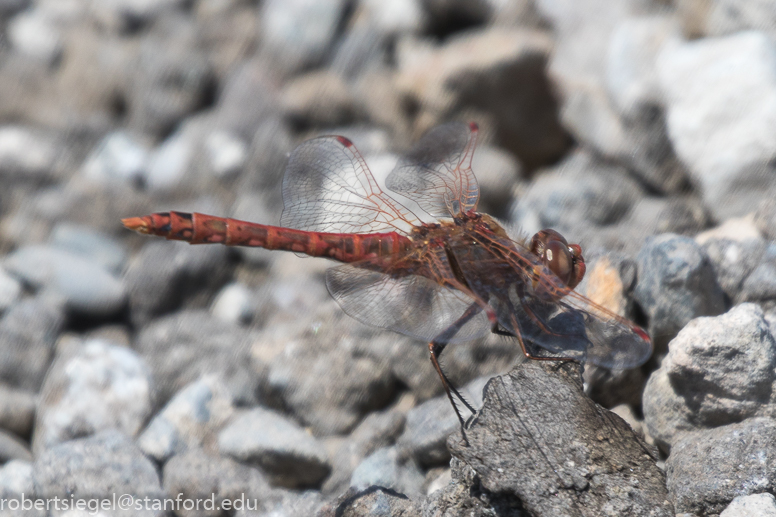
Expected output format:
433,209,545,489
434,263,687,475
0,0,772,514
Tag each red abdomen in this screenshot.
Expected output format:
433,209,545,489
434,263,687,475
122,211,411,264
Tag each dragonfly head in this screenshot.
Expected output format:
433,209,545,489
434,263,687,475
531,229,586,289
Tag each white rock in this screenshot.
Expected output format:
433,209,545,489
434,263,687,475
211,282,254,324
33,339,153,454
657,31,776,194
0,266,22,313
0,126,57,179
144,130,194,191
82,131,150,185
7,8,63,64
204,130,247,178
721,493,776,517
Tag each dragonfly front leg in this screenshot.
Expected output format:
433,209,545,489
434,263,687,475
428,302,483,432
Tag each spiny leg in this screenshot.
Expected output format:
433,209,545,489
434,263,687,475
427,302,483,433
492,299,576,364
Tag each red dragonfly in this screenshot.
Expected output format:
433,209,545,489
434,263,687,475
123,122,651,429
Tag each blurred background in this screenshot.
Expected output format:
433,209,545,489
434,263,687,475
0,0,775,514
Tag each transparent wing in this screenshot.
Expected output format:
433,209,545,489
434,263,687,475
451,234,652,370
281,135,421,235
326,264,492,345
386,122,480,219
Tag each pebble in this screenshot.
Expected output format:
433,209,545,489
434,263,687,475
138,376,236,462
0,460,33,497
162,448,276,513
657,31,776,220
135,310,260,406
701,237,767,302
7,8,63,64
397,376,489,468
0,125,59,180
0,383,35,437
218,407,332,488
721,493,776,517
32,338,152,454
349,446,425,498
81,131,150,185
634,233,726,352
49,222,128,275
144,127,196,191
0,297,64,391
0,429,31,462
0,266,22,313
666,418,776,515
260,0,347,71
210,282,255,324
33,431,164,514
124,240,230,327
643,303,776,450
204,129,247,178
4,244,127,317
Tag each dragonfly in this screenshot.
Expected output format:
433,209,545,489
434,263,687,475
123,122,652,430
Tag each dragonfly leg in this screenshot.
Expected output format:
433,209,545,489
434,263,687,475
491,320,577,363
427,302,483,433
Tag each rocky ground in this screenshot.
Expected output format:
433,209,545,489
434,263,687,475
0,0,775,516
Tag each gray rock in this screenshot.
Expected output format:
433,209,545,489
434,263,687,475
721,493,776,517
686,0,776,38
755,198,776,241
0,383,35,437
448,361,672,517
666,418,776,515
318,486,419,517
144,125,196,191
349,446,424,498
281,70,364,129
634,233,726,352
511,149,644,237
260,0,347,71
397,376,489,468
0,297,64,391
701,237,768,302
360,0,425,35
33,338,153,454
81,131,150,185
218,407,331,488
128,17,214,138
138,376,236,462
0,429,31,462
203,129,247,179
87,0,188,32
261,308,397,435
136,310,260,405
395,27,567,169
0,266,22,313
469,144,521,217
124,240,231,327
50,222,128,275
4,244,127,317
657,31,776,220
162,448,276,514
32,431,164,515
739,243,776,308
322,409,406,495
643,303,776,449
210,282,256,324
253,489,324,517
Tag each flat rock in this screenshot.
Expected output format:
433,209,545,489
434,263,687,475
643,303,776,449
349,446,424,498
138,375,236,462
218,407,331,489
634,233,726,352
136,310,260,406
32,431,164,515
4,244,127,317
50,222,128,275
666,418,776,515
33,338,153,455
448,361,672,517
81,130,150,186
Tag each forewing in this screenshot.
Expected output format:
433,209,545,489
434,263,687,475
386,122,480,219
281,136,421,235
326,264,492,344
